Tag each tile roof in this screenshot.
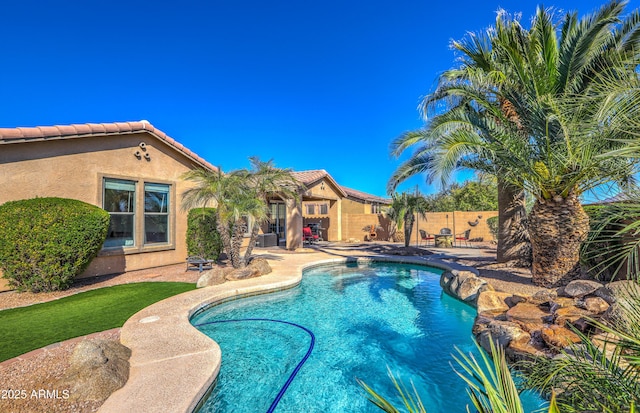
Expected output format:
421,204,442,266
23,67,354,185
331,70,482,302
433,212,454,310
341,185,391,204
291,169,347,197
0,120,217,171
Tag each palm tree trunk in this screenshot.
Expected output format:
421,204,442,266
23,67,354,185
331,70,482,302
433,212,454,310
229,219,246,268
529,191,589,287
496,180,531,265
404,215,414,248
243,222,261,265
215,216,234,266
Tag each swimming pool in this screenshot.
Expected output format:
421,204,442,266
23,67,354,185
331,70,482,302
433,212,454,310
191,262,543,412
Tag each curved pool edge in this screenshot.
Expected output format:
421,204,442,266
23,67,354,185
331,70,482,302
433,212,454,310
98,252,473,413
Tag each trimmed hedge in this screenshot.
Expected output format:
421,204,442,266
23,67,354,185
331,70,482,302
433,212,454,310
0,197,110,292
187,208,223,261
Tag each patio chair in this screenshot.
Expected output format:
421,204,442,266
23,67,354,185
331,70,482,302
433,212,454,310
419,229,434,247
455,229,471,247
303,227,318,244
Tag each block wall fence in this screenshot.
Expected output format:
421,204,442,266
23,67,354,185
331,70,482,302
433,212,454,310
342,210,498,244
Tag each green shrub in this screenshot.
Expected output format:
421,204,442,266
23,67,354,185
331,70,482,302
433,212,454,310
486,216,499,241
0,197,110,292
187,208,223,261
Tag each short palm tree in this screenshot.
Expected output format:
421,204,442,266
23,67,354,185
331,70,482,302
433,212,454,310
182,168,266,268
240,157,301,262
386,192,428,248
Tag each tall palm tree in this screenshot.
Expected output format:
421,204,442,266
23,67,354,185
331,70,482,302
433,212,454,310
391,1,640,286
240,157,301,264
387,192,428,248
388,10,530,266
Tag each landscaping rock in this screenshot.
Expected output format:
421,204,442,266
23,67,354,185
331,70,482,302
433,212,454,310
581,296,610,314
594,286,616,304
441,270,489,305
476,320,530,352
606,280,640,302
506,302,551,325
476,291,511,315
225,267,256,281
554,305,591,327
248,257,272,276
504,295,527,307
196,268,227,288
540,324,582,349
563,280,604,298
455,276,487,302
530,289,558,304
440,271,455,291
506,337,545,362
64,339,130,401
550,297,576,312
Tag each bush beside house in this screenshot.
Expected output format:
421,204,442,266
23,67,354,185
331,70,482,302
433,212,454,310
0,197,110,292
186,208,223,261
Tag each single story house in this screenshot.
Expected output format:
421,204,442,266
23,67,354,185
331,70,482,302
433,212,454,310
0,121,392,290
0,121,217,288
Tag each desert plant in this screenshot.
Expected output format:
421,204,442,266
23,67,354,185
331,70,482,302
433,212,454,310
0,197,109,292
187,208,223,261
487,216,499,243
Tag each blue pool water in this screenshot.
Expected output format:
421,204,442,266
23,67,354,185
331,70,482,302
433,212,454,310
191,262,544,412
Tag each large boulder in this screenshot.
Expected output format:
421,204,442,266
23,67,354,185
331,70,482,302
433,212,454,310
506,302,552,325
64,339,130,401
225,267,256,281
476,291,511,315
196,267,228,288
476,319,530,353
441,270,491,304
248,257,272,276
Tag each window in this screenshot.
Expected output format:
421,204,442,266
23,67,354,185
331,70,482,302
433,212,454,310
102,178,173,250
319,204,328,215
306,204,315,215
104,179,136,247
144,183,170,244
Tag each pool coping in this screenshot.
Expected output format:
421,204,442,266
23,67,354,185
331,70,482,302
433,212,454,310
98,253,474,413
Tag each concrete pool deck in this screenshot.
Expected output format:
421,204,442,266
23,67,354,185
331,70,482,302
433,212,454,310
98,246,485,413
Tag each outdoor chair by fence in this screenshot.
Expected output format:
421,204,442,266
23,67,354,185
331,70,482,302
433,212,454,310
419,229,434,247
455,229,471,247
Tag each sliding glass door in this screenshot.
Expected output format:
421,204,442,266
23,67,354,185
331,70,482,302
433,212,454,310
268,202,286,243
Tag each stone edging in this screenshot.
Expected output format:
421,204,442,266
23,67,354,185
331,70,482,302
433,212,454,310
98,254,468,413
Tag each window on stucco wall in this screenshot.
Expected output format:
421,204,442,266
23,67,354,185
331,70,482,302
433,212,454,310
103,178,172,249
144,183,170,244
103,179,136,247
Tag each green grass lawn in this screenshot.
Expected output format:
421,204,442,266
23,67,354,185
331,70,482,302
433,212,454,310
0,282,196,362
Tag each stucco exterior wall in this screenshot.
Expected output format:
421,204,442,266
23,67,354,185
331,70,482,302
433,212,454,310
301,177,342,241
0,132,204,286
341,198,367,215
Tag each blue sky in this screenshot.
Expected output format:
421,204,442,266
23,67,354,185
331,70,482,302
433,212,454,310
0,0,634,198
